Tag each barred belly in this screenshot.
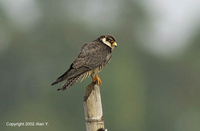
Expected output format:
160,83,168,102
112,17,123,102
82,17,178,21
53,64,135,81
80,65,104,81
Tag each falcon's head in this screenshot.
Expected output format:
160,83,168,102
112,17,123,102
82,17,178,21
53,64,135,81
97,35,117,49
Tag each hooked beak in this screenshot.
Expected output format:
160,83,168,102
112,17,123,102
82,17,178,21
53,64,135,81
112,41,117,47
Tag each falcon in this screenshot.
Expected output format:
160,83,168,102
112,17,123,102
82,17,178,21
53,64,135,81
51,35,117,91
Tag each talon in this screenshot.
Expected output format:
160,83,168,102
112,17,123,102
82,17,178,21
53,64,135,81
91,75,96,82
96,75,102,86
91,75,102,85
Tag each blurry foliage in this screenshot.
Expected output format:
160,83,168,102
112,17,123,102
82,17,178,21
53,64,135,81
0,1,200,131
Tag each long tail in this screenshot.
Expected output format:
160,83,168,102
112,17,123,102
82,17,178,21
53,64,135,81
57,75,82,91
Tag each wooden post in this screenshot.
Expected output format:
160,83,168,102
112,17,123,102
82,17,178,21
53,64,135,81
83,82,106,131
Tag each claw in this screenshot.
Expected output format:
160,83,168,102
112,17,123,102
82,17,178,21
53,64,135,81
91,75,102,86
96,75,102,86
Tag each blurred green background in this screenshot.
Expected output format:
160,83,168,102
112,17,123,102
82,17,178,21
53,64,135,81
1,0,200,131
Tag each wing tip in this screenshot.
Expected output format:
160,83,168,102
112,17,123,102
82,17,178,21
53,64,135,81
51,81,58,86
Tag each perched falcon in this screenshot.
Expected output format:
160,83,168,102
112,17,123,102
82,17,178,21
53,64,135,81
51,35,117,91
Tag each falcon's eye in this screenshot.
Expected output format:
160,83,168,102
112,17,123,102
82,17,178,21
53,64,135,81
107,38,113,43
106,38,109,41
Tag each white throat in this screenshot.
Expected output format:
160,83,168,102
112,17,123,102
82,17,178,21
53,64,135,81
102,38,111,48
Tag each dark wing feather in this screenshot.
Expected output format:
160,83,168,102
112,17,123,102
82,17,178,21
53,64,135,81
72,41,112,69
51,41,112,88
51,65,90,85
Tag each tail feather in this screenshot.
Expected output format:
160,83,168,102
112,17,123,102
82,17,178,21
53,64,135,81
57,75,82,91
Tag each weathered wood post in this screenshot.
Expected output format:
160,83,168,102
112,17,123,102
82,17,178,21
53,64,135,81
83,82,106,131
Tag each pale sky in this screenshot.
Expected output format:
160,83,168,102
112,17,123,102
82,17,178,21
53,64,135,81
1,0,200,57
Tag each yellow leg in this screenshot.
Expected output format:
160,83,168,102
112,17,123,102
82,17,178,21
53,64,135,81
91,75,96,82
91,75,102,86
96,75,102,86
